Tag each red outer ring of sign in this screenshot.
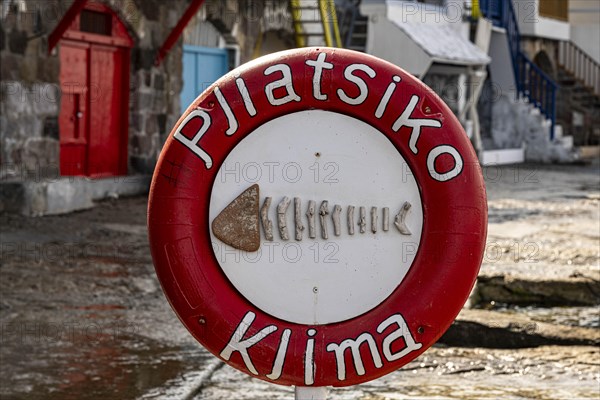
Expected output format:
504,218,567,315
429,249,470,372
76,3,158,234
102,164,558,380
148,48,487,387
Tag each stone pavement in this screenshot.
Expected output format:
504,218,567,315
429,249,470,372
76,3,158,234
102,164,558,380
196,346,599,400
0,162,598,399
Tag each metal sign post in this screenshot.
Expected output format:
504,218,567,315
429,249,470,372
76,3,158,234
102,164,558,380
148,47,487,395
295,386,328,400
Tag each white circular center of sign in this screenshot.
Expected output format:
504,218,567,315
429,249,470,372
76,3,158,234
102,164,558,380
209,110,423,325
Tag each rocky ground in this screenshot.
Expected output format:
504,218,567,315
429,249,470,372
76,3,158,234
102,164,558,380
0,162,598,399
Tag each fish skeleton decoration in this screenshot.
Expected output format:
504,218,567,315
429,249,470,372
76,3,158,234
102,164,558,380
212,184,413,252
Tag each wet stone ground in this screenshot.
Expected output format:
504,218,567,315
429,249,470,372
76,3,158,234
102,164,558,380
201,346,599,400
1,162,599,399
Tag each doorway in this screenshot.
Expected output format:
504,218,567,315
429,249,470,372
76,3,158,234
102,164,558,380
58,3,133,177
181,45,229,109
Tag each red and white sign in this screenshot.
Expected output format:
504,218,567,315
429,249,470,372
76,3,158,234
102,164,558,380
148,48,487,387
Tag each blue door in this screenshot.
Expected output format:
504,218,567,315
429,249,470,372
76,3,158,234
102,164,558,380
181,45,229,109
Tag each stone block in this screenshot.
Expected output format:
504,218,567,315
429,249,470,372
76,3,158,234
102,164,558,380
138,0,160,21
166,45,183,74
0,115,6,137
131,133,155,155
32,84,60,115
152,92,166,113
153,73,164,90
131,70,145,90
5,139,23,166
42,116,59,140
0,53,21,81
37,56,60,83
8,29,27,54
130,155,156,174
156,113,166,134
1,81,30,115
166,115,178,133
20,38,43,83
132,48,155,71
130,112,144,132
144,115,158,135
0,116,18,141
134,91,153,110
19,114,42,138
121,2,143,30
169,96,181,115
22,137,59,171
0,181,24,213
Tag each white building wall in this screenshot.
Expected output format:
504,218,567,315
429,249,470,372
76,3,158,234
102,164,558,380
569,0,600,63
570,25,600,63
488,28,517,101
512,0,570,41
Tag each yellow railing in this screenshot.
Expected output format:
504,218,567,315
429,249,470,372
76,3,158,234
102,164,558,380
318,0,342,48
471,0,481,19
290,0,342,48
290,0,306,47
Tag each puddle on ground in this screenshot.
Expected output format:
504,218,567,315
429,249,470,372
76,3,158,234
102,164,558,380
0,331,210,400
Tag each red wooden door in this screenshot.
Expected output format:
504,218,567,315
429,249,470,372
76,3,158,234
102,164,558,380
57,4,132,177
88,44,128,177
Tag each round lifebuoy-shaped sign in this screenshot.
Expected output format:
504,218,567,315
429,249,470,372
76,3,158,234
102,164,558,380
148,48,487,387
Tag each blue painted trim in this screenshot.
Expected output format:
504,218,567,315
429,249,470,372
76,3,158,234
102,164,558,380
183,44,229,56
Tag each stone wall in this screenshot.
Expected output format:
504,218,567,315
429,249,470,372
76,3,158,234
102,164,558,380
125,0,188,173
1,82,60,180
197,0,291,64
1,0,63,180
